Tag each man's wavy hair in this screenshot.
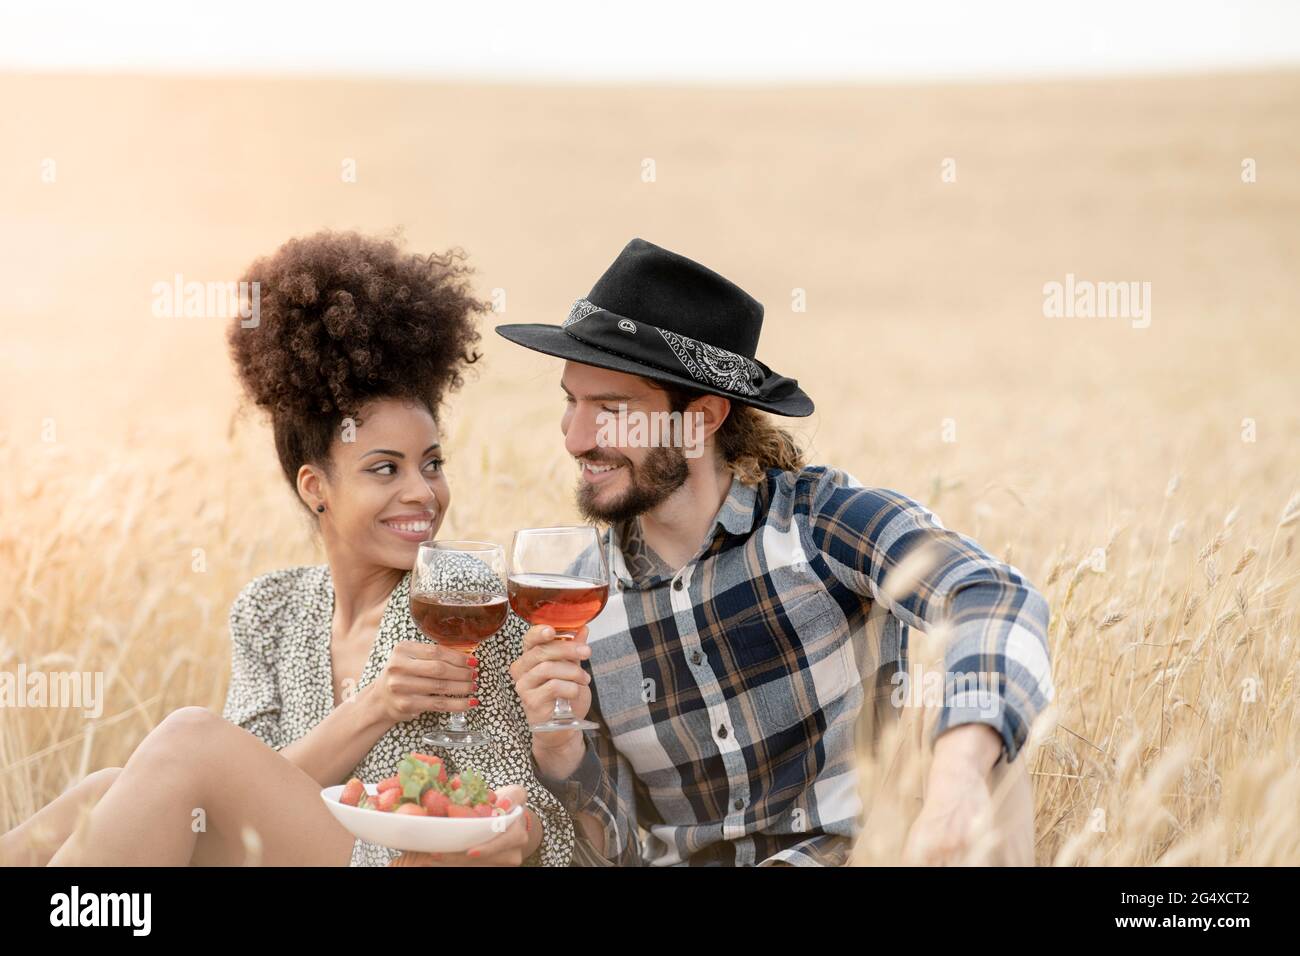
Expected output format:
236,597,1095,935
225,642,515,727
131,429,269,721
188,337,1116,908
647,378,806,484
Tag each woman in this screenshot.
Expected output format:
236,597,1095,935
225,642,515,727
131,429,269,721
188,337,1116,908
0,231,575,867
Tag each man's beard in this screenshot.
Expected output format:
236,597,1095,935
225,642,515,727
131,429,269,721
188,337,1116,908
575,445,690,524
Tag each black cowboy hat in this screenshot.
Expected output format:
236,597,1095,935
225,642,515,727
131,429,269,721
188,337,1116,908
494,238,814,417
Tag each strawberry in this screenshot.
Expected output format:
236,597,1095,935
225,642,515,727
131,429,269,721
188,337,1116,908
395,803,428,816
495,797,513,812
378,775,401,792
449,776,462,791
472,803,494,818
376,787,401,812
486,789,497,805
412,752,448,782
421,790,451,816
340,778,366,807
446,803,475,818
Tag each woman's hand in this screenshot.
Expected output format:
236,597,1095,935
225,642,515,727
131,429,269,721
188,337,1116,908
388,786,535,867
369,640,477,725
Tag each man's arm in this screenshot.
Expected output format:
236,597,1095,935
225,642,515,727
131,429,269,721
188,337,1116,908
511,623,644,866
808,470,1055,765
531,704,644,867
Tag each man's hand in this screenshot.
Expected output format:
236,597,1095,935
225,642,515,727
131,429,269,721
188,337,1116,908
509,624,592,778
902,724,1003,865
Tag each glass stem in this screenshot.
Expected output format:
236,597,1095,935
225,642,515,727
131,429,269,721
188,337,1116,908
552,629,578,717
447,641,478,733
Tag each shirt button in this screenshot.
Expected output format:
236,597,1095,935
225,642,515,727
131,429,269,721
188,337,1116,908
690,650,703,666
718,724,728,739
734,798,745,810
616,580,625,591
672,578,683,591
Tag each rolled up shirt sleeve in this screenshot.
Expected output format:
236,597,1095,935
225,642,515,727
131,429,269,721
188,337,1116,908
758,833,852,867
808,470,1054,764
534,690,644,866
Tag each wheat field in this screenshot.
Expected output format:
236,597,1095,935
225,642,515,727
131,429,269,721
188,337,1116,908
1,71,1297,864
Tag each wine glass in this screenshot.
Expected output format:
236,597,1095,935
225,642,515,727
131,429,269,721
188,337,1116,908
410,540,509,749
508,526,609,733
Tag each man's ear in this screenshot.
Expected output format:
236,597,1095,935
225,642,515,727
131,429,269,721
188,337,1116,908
692,394,731,442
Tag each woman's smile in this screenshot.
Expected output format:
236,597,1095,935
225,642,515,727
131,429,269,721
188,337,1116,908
380,512,436,542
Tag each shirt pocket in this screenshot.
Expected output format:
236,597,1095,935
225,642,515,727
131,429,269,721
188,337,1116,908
724,582,856,736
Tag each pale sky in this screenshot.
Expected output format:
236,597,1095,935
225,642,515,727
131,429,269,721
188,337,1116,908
1,0,1298,82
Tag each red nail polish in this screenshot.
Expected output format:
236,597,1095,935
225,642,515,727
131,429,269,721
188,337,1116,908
469,697,480,707
472,680,479,690
466,656,479,667
524,813,532,833
468,848,480,858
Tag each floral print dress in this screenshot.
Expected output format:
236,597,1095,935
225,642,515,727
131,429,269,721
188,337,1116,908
220,562,575,867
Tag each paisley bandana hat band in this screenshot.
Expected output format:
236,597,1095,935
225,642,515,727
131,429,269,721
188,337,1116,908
562,298,774,397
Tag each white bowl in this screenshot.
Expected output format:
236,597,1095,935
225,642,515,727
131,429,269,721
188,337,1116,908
321,783,523,854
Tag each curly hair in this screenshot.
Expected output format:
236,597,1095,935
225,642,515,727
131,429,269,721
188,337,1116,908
651,378,806,484
228,230,484,500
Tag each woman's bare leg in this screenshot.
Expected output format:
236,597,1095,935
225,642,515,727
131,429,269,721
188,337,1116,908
1,767,123,866
48,707,356,866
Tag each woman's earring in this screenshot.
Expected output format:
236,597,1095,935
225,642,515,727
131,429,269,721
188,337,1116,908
316,504,326,513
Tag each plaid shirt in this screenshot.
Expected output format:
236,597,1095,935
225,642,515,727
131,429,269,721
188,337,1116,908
535,465,1054,866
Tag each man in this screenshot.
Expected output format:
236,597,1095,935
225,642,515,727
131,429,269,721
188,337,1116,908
498,238,1054,866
